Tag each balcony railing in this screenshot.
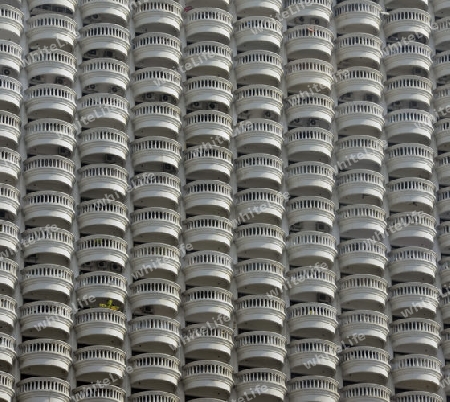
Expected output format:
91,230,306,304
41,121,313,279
340,310,389,347
76,271,127,305
390,282,440,318
286,266,336,303
234,84,283,120
185,8,233,44
341,384,391,402
184,145,233,182
386,143,434,179
22,227,74,261
131,136,181,173
80,0,130,25
235,369,286,401
183,287,233,323
78,164,128,199
133,0,182,34
286,93,334,127
0,371,14,402
185,76,233,111
384,42,433,76
17,377,70,402
335,0,382,35
384,8,431,40
76,234,128,268
337,169,385,206
285,25,334,60
131,172,180,209
339,274,388,311
235,223,285,260
73,385,126,402
235,258,284,295
288,302,338,339
0,5,23,44
0,183,19,219
289,339,338,376
235,153,283,190
386,110,434,145
287,231,336,267
132,32,181,68
235,118,283,155
390,318,440,355
234,17,282,52
434,16,450,51
27,14,76,50
388,246,437,283
285,58,334,95
288,376,339,402
0,220,18,256
0,294,16,330
334,66,383,100
285,161,335,197
0,75,21,114
335,102,384,137
388,212,436,249
284,127,333,163
235,295,285,332
132,102,181,138
0,111,20,148
0,258,17,295
235,50,283,86
335,33,382,69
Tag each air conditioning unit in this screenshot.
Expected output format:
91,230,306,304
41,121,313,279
110,86,119,94
410,101,418,108
89,84,96,90
3,68,10,76
413,67,424,75
208,102,218,110
164,164,176,173
142,306,154,314
341,92,353,101
290,223,302,232
55,77,65,85
110,263,121,272
92,14,100,19
387,35,399,43
98,261,109,269
145,92,156,101
88,50,97,56
160,94,171,102
31,75,43,84
294,16,304,24
316,222,326,232
293,118,301,124
191,101,202,110
264,111,273,118
0,211,6,218
104,154,116,163
309,119,317,127
58,147,70,157
25,255,38,264
364,94,374,102
318,294,332,304
312,18,320,24
104,50,113,58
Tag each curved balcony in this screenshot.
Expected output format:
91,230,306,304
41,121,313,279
337,170,384,206
0,183,19,220
74,345,126,382
182,324,233,362
131,207,180,245
131,67,181,104
235,369,286,402
78,164,128,199
386,143,434,179
339,274,388,311
287,196,334,232
183,361,233,399
183,251,232,288
184,111,232,147
435,187,450,221
286,93,334,128
75,308,126,347
19,339,71,378
435,50,450,84
384,42,433,76
390,283,439,319
128,353,180,392
132,102,181,138
385,8,431,41
129,315,180,354
388,178,434,215
21,264,73,302
132,32,181,69
341,384,391,402
235,189,284,226
391,318,440,355
235,259,283,297
236,331,286,369
287,266,336,303
183,215,231,252
285,25,334,61
434,17,450,51
184,145,233,182
20,301,71,339
436,121,450,154
27,13,76,49
284,0,333,25
0,5,22,43
16,377,70,402
27,0,78,13
0,371,14,402
0,221,18,257
439,291,450,323
386,76,432,108
235,295,285,332
335,0,382,35
0,40,21,82
335,102,384,137
133,0,181,34
288,303,338,339
337,205,386,239
335,67,383,100
0,295,16,331
288,376,339,402
183,42,232,79
385,0,428,8
434,0,450,17
131,136,181,173
185,77,232,112
76,271,126,306
80,0,130,25
185,181,232,217
131,172,180,209
183,287,233,323
234,0,281,16
388,247,437,283
80,23,130,61
234,17,282,52
0,258,17,295
388,212,436,248
436,152,450,186
76,235,128,268
235,119,283,156
386,110,434,146
234,85,283,121
340,310,389,348
392,355,442,392
129,278,180,317
285,59,333,95
289,339,338,376
340,347,390,384
235,154,282,190
0,332,14,370
235,223,284,260
441,328,450,358
0,76,21,114
285,161,334,197
185,8,232,44
441,258,450,287
0,111,20,149
284,128,333,163
73,385,126,402
131,243,180,281
287,231,336,267
336,33,382,69
128,392,180,402
235,50,282,86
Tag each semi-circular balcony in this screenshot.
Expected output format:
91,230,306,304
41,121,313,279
80,0,130,25
388,212,436,248
132,32,181,69
0,76,21,114
283,0,333,25
20,301,71,339
287,266,336,303
128,315,180,354
335,33,382,69
183,41,232,78
27,14,76,50
391,318,440,355
131,243,180,281
435,187,450,220
184,181,232,217
79,24,130,61
335,102,384,137
0,332,15,370
131,172,180,209
341,384,391,402
387,178,435,215
76,235,128,268
434,0,450,17
75,308,126,347
384,42,433,76
132,68,181,105
128,353,180,392
78,164,128,199
0,258,17,295
337,170,385,206
340,310,389,348
434,17,450,51
285,59,333,95
388,247,437,283
19,339,71,378
183,215,231,252
235,295,285,332
16,377,70,402
435,50,450,85
22,227,74,262
0,5,22,43
385,0,428,8
0,111,20,149
235,154,283,190
385,76,432,109
235,119,283,156
0,371,14,402
185,8,232,44
236,331,286,369
74,345,126,382
182,324,233,362
285,25,334,61
392,355,442,392
131,207,180,245
0,220,18,257
25,84,76,122
339,274,388,311
386,143,434,179
234,0,282,17
184,111,232,147
288,376,339,402
340,347,390,384
132,102,181,139
235,369,286,402
286,93,334,128
285,127,333,163
384,8,431,41
183,251,232,288
235,223,284,260
287,231,336,267
131,136,181,173
441,328,450,358
288,303,338,339
0,183,19,220
76,271,126,306
335,0,382,35
0,40,21,82
234,85,283,120
441,258,450,288
234,17,282,52
235,50,282,86
133,0,182,34
0,295,16,331
21,264,73,302
129,392,180,402
235,258,284,295
335,67,383,100
235,188,285,225
287,196,334,232
440,292,450,323
184,145,233,182
337,205,386,239
73,385,126,402
183,361,233,399
285,161,334,197
289,339,338,376
435,86,450,121
27,0,77,14
390,283,439,319
185,76,232,112
385,110,434,145
435,152,450,186
24,155,74,192
183,287,233,323
129,278,180,317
